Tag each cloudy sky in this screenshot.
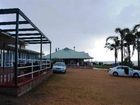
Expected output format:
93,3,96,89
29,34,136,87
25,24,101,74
0,0,140,61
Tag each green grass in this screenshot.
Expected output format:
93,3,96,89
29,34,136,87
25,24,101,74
93,64,111,69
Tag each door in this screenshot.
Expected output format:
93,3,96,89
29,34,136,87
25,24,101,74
123,67,129,76
116,67,125,76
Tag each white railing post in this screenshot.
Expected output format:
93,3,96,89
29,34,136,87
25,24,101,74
40,60,42,70
31,59,33,79
47,61,48,69
50,61,51,69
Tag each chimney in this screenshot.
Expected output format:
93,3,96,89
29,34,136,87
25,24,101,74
55,48,57,52
73,46,75,51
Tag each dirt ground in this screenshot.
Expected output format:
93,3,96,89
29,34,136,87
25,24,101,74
0,68,140,105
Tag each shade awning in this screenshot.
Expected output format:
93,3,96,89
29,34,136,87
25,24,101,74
0,8,51,44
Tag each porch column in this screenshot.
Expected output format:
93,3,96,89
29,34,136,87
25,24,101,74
50,42,51,61
40,34,43,69
14,12,19,85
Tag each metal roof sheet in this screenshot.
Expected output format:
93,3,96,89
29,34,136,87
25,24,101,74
45,47,93,59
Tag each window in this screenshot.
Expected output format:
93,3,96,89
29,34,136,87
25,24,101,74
117,67,123,69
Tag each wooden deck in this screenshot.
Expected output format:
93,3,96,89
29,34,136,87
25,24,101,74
0,66,53,96
0,67,14,86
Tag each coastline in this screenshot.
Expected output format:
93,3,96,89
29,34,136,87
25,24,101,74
96,61,138,66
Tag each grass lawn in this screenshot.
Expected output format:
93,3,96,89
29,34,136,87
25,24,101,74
93,64,111,69
0,68,140,105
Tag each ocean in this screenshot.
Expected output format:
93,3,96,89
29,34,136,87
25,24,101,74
102,61,138,66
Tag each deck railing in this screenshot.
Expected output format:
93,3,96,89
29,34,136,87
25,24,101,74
0,59,51,86
0,67,14,85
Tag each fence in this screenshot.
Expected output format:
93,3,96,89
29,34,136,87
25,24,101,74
0,67,14,85
0,59,51,86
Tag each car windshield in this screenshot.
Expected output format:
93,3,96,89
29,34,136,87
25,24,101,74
54,62,65,66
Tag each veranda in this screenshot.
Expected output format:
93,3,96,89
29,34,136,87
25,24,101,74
0,8,52,96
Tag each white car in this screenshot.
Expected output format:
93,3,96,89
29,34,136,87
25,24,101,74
52,62,66,73
108,65,140,77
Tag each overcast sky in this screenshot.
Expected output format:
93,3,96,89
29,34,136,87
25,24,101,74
0,0,140,61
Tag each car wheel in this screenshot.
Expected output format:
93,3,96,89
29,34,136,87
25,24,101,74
133,73,139,78
63,71,66,74
113,72,118,76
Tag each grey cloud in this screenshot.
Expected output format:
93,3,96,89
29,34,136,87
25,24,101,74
118,4,140,27
0,0,140,60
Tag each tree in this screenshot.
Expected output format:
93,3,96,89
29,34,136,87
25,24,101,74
105,36,120,65
115,28,130,65
133,24,140,68
123,28,136,66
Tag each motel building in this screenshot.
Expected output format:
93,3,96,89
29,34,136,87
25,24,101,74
45,47,93,68
0,8,52,96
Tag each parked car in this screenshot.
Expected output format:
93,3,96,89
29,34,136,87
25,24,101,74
52,62,66,73
108,65,140,78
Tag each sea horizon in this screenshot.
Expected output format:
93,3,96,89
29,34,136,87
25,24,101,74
96,61,138,66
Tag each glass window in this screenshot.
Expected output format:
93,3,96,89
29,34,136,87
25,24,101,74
117,67,123,69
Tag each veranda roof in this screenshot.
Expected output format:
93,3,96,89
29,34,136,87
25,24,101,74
0,32,40,54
